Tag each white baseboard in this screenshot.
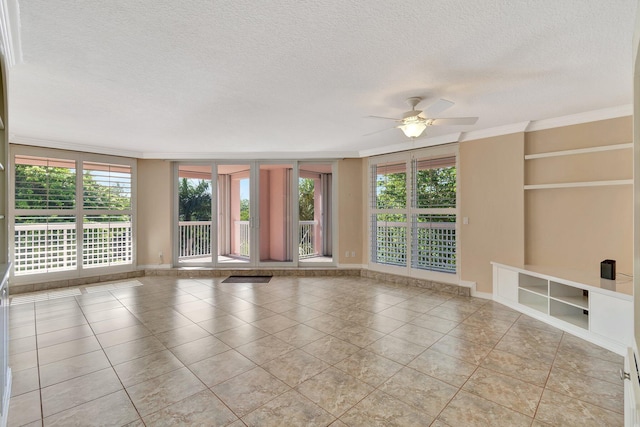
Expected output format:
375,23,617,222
137,264,172,270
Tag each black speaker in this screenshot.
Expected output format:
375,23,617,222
600,259,616,280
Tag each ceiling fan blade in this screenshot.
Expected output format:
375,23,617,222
363,126,398,136
423,99,455,117
429,117,478,126
366,115,402,121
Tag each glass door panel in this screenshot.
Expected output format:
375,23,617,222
217,164,251,264
258,163,294,264
298,163,333,264
177,165,212,265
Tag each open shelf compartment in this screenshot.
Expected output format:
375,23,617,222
550,298,588,329
518,273,548,296
518,288,548,314
549,281,588,309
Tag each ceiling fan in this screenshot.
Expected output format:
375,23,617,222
367,97,478,138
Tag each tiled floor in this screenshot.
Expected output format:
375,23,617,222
7,275,624,426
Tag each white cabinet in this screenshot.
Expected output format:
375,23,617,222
492,262,633,355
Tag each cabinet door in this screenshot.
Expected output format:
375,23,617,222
590,292,633,347
495,266,519,302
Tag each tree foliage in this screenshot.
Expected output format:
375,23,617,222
15,165,130,218
299,178,314,221
178,178,211,221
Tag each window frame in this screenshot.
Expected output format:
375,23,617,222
9,145,137,283
368,144,460,283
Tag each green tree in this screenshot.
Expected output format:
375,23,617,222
15,165,76,209
298,178,314,221
240,198,250,221
178,178,211,221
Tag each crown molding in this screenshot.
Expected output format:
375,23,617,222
140,150,359,160
10,135,145,158
526,104,632,132
358,132,461,158
0,0,21,66
459,122,530,142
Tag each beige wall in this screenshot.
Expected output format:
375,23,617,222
337,158,365,264
459,133,526,294
525,117,633,276
137,159,172,266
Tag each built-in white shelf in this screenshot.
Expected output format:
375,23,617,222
524,142,632,160
524,179,633,190
493,262,633,355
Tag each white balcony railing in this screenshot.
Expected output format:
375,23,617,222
179,220,318,260
179,221,211,258
298,220,317,259
14,221,133,275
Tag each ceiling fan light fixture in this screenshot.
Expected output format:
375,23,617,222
400,121,427,138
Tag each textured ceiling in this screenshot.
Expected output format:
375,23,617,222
2,0,637,158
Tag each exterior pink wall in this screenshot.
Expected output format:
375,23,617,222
313,177,322,255
259,169,271,260
268,169,288,261
230,177,241,255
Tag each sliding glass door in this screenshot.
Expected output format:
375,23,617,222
174,160,334,268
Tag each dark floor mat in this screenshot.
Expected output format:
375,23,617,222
222,275,272,283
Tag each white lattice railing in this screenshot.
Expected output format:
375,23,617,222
236,221,250,257
179,221,211,258
374,220,456,272
298,220,317,259
14,221,133,275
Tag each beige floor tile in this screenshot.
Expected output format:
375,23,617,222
43,390,138,427
494,333,557,364
390,323,444,348
281,306,325,322
37,324,95,349
448,323,505,347
104,335,167,365
380,367,457,417
189,349,256,387
340,389,432,427
96,324,152,348
11,366,39,397
142,389,238,426
408,348,477,387
212,367,290,417
36,314,88,335
126,367,206,416
273,324,326,348
233,306,277,323
114,349,184,387
296,366,374,417
430,335,493,365
169,335,230,365
535,388,623,427
437,390,532,427
41,367,123,418
236,335,296,365
427,305,472,322
463,367,543,417
9,336,36,355
7,389,41,427
331,324,385,348
88,313,141,334
553,349,621,384
481,348,551,387
251,314,299,334
154,323,210,348
546,365,624,414
558,333,624,364
409,313,459,334
263,349,330,387
197,314,247,335
40,349,111,387
242,389,335,427
334,349,403,387
214,323,270,348
9,349,38,372
301,335,361,364
303,314,356,334
366,334,427,364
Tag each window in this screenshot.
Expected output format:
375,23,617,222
11,149,135,278
370,148,458,278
